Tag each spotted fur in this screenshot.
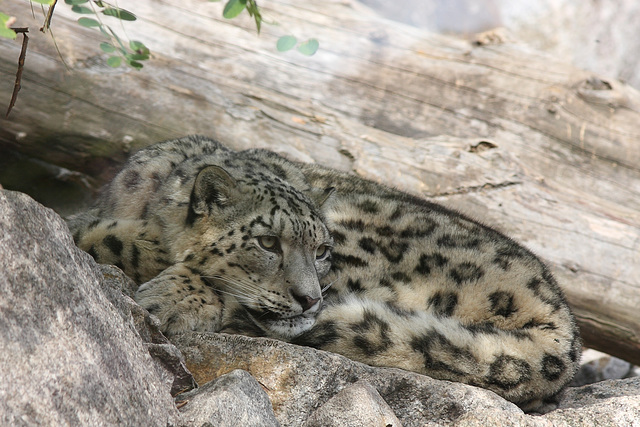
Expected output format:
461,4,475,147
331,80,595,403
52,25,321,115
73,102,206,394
67,136,581,411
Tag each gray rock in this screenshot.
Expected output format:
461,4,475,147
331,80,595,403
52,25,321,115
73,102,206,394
546,377,640,426
98,264,196,396
305,380,402,427
173,332,534,427
173,331,640,427
572,349,633,387
148,342,197,396
177,369,280,426
0,190,179,425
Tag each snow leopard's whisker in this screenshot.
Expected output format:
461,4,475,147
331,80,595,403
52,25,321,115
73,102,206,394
321,280,336,294
321,274,339,294
206,287,257,303
202,275,262,302
204,274,261,291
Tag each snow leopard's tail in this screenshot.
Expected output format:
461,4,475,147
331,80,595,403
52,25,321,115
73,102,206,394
293,294,581,411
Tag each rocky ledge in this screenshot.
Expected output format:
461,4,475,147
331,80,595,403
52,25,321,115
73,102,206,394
1,189,638,426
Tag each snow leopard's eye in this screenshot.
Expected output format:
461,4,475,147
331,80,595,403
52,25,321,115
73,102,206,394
258,235,280,252
315,244,330,260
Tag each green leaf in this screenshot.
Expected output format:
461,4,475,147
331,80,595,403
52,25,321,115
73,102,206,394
223,0,246,19
247,1,262,34
276,35,297,52
106,56,121,67
0,13,16,40
64,0,89,5
0,27,16,39
102,7,137,21
125,53,149,61
99,42,116,53
31,0,56,5
297,38,319,56
77,17,100,27
129,40,149,54
127,60,143,69
71,5,94,14
246,0,262,33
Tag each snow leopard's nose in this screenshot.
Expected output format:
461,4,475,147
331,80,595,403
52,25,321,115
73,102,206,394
292,292,321,312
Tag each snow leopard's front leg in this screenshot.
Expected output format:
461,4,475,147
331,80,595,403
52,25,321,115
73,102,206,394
67,213,171,284
135,264,225,336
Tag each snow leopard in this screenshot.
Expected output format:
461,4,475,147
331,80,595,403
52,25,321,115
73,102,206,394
67,135,581,410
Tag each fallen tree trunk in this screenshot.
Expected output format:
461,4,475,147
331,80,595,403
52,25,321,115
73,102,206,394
1,0,639,364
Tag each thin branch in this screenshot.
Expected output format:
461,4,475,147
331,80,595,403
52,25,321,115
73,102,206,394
6,28,29,118
40,0,58,33
48,27,71,71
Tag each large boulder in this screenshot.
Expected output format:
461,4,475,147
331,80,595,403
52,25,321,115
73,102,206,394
177,369,280,426
304,380,402,427
0,190,180,425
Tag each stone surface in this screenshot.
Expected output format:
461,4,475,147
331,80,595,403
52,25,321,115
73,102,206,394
98,264,196,396
173,332,537,427
148,342,197,396
173,331,640,427
88,262,197,399
572,349,634,387
305,380,402,427
0,190,179,425
177,369,280,427
546,377,640,427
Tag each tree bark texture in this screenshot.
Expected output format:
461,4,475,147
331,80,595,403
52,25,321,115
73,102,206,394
1,0,639,364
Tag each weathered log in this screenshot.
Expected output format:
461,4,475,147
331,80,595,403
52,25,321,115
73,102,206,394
1,0,639,364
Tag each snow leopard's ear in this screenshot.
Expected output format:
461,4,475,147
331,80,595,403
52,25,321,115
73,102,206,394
309,186,336,210
190,165,237,216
